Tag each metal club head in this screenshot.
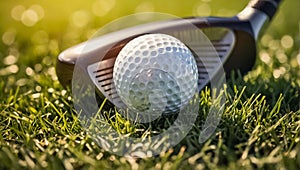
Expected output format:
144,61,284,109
56,0,282,107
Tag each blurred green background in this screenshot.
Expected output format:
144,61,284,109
0,0,299,94
0,0,299,52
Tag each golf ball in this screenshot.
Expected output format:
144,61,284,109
113,33,198,114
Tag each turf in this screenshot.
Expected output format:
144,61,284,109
0,0,300,169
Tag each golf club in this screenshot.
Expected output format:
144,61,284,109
56,0,282,108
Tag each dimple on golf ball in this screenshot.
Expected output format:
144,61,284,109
113,33,198,114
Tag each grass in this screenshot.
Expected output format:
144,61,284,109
0,0,300,169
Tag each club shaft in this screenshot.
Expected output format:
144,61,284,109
248,0,282,20
237,0,282,40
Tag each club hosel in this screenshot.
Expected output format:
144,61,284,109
237,0,281,40
237,7,269,41
248,0,281,20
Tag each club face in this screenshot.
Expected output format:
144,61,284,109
84,26,236,108
56,12,259,107
57,16,252,80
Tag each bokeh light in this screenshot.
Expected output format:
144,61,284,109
276,51,288,64
92,0,115,17
16,78,28,86
7,65,19,74
25,67,34,76
281,35,294,49
32,93,41,99
21,9,39,27
30,4,44,19
47,67,57,80
34,64,43,72
71,10,91,28
259,51,271,64
35,85,42,92
261,34,273,47
3,55,18,65
11,5,26,21
194,3,211,16
11,4,44,27
268,39,280,50
273,66,286,79
2,29,16,45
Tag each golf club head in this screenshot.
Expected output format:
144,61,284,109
56,0,281,108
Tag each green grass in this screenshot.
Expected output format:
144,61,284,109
0,0,300,169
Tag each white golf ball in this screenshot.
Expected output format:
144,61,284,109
113,33,198,114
